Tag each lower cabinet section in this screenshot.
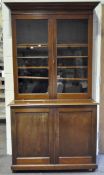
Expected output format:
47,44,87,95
11,104,97,171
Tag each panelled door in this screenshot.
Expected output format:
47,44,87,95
11,107,54,165
54,106,97,165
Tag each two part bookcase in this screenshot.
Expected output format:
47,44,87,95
5,2,99,172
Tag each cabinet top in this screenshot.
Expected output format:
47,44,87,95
5,2,99,12
9,99,98,107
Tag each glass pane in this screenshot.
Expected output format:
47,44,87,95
16,20,48,44
57,19,88,44
17,47,48,57
17,48,48,67
57,80,88,93
19,79,48,93
57,57,88,67
18,69,48,77
16,19,49,94
57,47,88,57
57,68,88,78
57,19,88,94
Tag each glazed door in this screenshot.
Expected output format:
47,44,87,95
55,106,97,165
12,14,92,100
56,15,92,99
12,15,53,100
11,108,54,165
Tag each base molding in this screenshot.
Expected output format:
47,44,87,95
11,164,97,171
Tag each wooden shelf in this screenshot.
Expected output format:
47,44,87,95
18,76,48,80
17,56,88,59
57,56,88,58
18,66,87,69
58,66,88,69
57,77,88,80
17,43,48,48
17,43,87,48
17,56,48,59
18,66,48,69
57,43,88,48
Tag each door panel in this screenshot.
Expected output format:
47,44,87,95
59,111,92,156
11,108,54,165
56,106,97,164
17,112,49,157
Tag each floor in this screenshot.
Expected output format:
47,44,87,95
0,122,104,175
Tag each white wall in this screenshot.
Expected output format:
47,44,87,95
92,4,102,102
92,3,102,154
2,2,14,154
2,0,102,155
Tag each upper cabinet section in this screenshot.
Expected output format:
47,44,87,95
5,2,99,100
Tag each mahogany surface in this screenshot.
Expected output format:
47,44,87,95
5,1,99,171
